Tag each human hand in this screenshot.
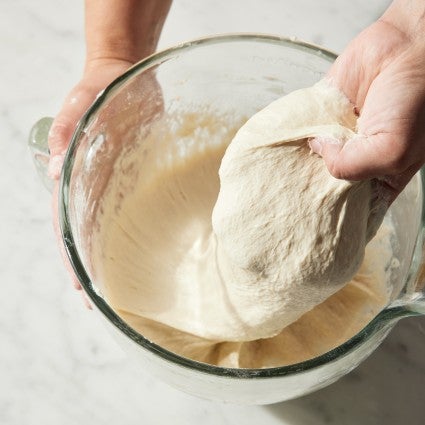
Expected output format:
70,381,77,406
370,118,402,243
48,59,133,180
47,0,171,303
310,1,425,202
48,59,134,306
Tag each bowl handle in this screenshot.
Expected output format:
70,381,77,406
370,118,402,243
28,117,54,192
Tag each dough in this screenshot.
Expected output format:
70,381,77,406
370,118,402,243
212,80,387,340
91,85,394,368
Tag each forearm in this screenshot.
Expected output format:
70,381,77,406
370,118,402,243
381,0,425,38
84,0,172,70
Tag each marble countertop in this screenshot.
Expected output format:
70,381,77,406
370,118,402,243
2,0,425,424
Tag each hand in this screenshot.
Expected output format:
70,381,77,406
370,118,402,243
49,59,134,306
48,0,171,178
48,59,133,179
47,0,171,304
310,6,425,202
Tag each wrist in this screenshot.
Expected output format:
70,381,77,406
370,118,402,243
85,40,155,67
83,57,134,77
84,0,171,66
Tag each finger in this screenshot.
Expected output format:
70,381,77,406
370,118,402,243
48,61,135,309
81,292,93,310
52,182,83,292
309,132,410,181
53,183,93,310
378,162,421,202
48,84,101,180
48,60,132,180
309,136,420,209
366,164,420,229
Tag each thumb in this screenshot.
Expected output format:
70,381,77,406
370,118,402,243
309,133,402,181
309,135,420,202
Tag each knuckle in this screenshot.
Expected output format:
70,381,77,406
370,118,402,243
70,82,93,98
71,79,102,100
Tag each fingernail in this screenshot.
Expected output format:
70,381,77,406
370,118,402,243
309,138,323,155
48,154,65,180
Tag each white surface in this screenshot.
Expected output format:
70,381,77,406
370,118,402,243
1,0,425,424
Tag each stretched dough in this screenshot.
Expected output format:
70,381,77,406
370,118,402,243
93,100,394,367
212,80,386,340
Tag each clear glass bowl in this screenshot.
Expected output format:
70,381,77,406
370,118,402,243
30,34,425,405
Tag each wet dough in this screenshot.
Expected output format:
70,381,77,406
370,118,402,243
91,92,393,368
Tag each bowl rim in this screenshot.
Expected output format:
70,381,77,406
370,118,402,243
58,33,420,379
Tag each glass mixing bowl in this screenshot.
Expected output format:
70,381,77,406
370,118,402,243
29,34,425,405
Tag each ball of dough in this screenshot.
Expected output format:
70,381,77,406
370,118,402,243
212,80,386,341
